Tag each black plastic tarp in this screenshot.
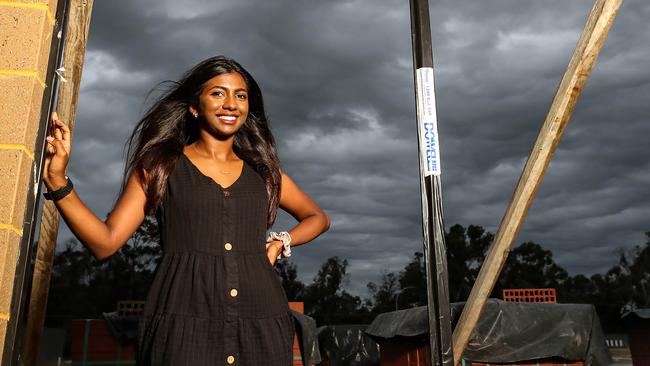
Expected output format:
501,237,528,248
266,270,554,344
365,306,430,338
292,310,322,365
622,308,650,320
317,325,380,366
102,312,139,345
365,299,611,366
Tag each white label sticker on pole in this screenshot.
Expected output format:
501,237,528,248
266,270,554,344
416,67,441,176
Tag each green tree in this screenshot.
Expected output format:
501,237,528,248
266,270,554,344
47,238,98,320
274,259,305,301
559,274,597,303
620,231,650,307
497,241,569,296
396,252,428,308
47,216,161,322
446,224,493,301
367,271,400,314
388,224,494,308
579,232,650,332
302,256,370,324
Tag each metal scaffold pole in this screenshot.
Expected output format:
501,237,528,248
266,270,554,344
408,0,453,365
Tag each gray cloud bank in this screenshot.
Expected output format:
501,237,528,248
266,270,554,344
50,0,649,297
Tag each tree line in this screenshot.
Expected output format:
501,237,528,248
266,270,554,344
45,218,650,332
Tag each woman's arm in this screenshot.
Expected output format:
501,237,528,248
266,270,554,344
44,115,148,261
266,172,331,264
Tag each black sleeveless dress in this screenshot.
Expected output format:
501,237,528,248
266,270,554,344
136,153,295,365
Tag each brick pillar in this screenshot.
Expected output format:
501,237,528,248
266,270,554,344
0,0,63,362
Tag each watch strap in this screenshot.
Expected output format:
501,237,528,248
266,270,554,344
44,176,73,201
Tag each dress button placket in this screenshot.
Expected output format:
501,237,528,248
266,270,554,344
222,187,239,363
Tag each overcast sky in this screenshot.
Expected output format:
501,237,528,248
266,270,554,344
53,0,649,297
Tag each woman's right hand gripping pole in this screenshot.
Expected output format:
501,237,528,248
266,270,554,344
43,112,71,191
43,112,149,261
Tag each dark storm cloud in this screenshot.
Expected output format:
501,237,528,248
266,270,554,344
56,0,650,296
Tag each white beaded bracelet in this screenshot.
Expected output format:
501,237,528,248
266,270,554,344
265,231,292,260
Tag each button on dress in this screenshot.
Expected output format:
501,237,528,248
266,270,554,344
136,153,295,365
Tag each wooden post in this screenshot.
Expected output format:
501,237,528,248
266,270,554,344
22,1,94,364
451,0,622,363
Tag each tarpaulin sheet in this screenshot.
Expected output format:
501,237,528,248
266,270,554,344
102,312,138,345
622,308,650,320
292,310,322,365
365,299,611,366
317,324,380,366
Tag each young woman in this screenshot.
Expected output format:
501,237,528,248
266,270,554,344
43,56,330,365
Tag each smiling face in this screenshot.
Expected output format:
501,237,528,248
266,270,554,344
190,72,249,137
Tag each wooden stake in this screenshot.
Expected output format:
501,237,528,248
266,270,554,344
451,0,622,363
23,1,94,364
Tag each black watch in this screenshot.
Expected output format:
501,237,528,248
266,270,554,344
44,175,73,201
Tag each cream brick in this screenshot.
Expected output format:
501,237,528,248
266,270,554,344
0,75,45,150
0,229,21,313
0,6,53,82
0,149,33,229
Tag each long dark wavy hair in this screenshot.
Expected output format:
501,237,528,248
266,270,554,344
120,56,282,228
